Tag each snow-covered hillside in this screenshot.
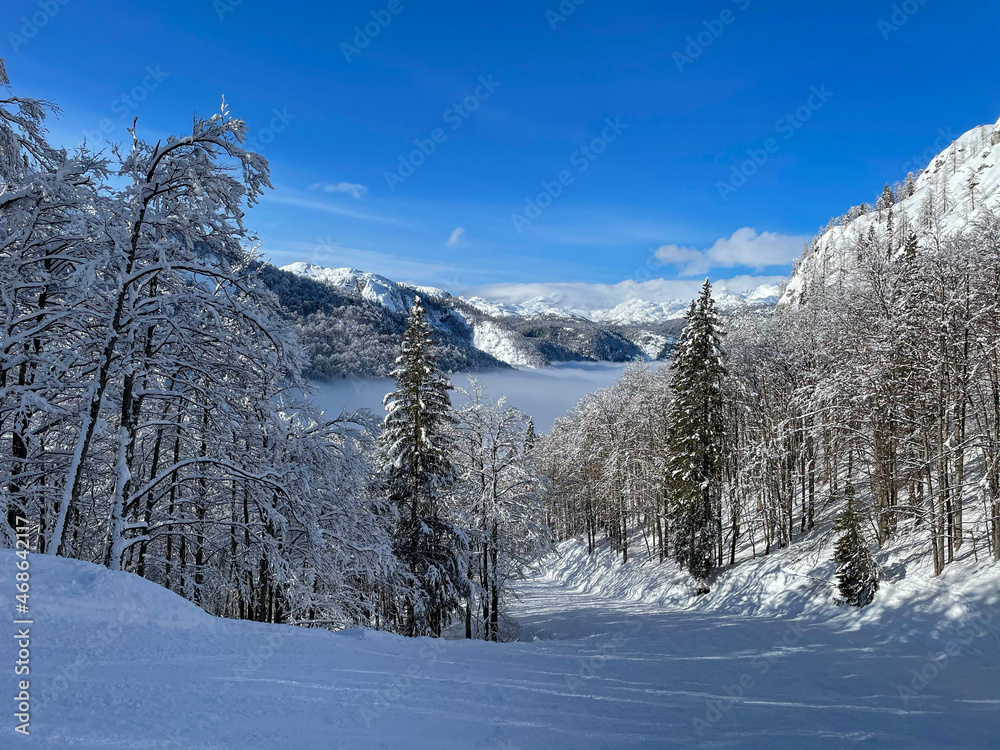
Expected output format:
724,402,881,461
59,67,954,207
468,317,547,368
4,537,997,749
782,116,1000,305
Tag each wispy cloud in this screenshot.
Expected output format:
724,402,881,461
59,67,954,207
446,227,465,248
264,190,409,226
655,228,809,276
311,181,368,199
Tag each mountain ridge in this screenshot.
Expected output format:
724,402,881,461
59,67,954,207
782,115,1000,305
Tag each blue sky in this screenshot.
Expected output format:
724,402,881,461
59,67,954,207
6,0,999,302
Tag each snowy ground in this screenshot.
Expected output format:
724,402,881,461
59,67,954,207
3,546,998,749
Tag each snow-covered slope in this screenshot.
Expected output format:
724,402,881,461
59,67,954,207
782,116,1000,305
470,318,547,368
4,537,997,748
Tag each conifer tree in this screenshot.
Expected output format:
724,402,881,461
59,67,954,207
833,487,879,607
877,183,896,213
380,297,468,636
666,280,727,586
525,417,537,453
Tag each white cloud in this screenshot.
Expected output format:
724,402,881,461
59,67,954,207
446,227,465,249
655,228,808,276
310,181,368,199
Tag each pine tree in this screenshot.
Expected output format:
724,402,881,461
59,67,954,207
833,488,879,607
380,297,468,636
666,280,727,587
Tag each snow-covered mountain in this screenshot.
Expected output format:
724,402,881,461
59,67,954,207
280,263,454,314
270,263,654,373
282,263,779,327
461,283,781,325
276,262,780,373
782,116,1000,306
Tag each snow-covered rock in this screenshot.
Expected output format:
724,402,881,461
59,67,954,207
471,319,545,368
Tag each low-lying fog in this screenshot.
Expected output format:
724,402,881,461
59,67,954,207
308,361,655,431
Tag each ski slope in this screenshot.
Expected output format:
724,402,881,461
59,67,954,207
2,549,998,749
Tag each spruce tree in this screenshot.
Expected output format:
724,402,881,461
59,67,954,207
833,487,879,607
381,297,468,636
666,280,727,587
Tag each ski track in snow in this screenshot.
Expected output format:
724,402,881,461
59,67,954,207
3,551,998,749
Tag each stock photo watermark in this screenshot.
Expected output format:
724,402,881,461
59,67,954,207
565,619,645,692
546,0,587,31
901,126,957,175
510,116,628,233
691,621,805,737
82,65,170,144
384,74,501,192
243,106,296,152
341,0,412,62
213,0,243,22
878,0,931,40
673,0,751,72
896,608,995,705
716,85,833,202
360,638,447,728
7,0,71,53
11,519,35,736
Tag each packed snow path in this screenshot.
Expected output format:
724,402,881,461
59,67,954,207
5,552,998,749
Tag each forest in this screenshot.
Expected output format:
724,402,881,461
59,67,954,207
3,61,998,646
0,65,546,639
542,144,1000,597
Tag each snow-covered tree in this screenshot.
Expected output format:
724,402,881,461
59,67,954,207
0,66,398,630
453,379,550,640
666,281,727,586
380,296,468,636
833,488,879,607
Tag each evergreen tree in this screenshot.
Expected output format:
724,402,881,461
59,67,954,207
877,183,896,213
833,488,879,607
380,297,468,636
666,280,727,586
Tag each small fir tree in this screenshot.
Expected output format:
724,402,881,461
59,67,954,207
833,488,879,607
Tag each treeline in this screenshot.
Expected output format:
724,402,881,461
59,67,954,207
0,66,548,637
542,180,1000,592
